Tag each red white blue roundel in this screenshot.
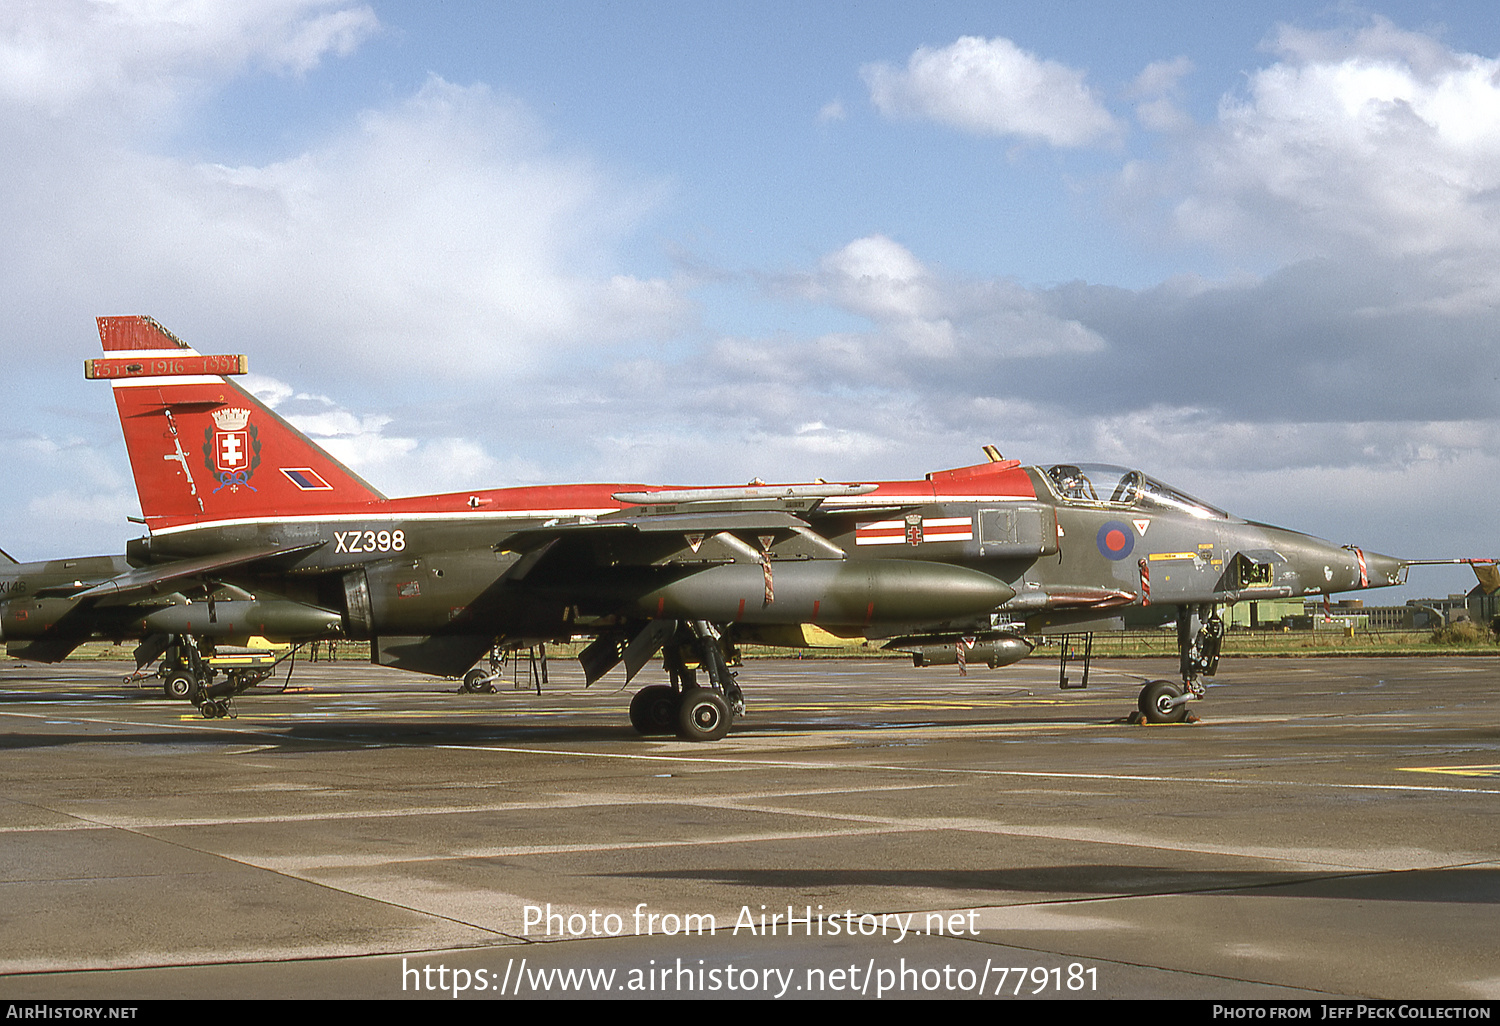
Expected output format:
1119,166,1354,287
1096,520,1135,560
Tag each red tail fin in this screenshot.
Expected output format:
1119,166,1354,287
95,316,384,531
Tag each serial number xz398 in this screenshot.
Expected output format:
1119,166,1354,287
334,529,406,553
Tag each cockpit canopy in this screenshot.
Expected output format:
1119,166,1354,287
1044,463,1234,521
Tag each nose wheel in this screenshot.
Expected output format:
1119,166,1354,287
1137,680,1190,724
1129,604,1220,724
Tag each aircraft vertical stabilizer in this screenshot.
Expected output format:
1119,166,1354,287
94,316,385,531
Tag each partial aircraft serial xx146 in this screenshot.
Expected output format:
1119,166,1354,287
57,315,1489,739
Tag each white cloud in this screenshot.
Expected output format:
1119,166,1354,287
1130,56,1195,133
1128,16,1500,263
242,372,515,497
814,235,938,321
862,36,1120,147
195,76,690,370
786,235,1106,362
0,74,693,388
0,0,377,119
0,432,140,557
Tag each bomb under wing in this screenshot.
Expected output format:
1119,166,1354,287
135,596,342,641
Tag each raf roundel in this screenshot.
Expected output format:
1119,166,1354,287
1096,520,1135,561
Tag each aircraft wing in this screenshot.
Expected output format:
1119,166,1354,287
499,507,847,571
31,581,109,598
71,541,326,602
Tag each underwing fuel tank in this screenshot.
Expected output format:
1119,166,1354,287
138,599,342,640
627,559,1015,625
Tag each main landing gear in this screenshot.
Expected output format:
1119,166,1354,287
1133,604,1223,725
628,621,744,742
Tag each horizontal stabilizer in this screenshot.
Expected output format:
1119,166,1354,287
73,541,325,602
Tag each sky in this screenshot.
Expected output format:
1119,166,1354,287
0,0,1495,605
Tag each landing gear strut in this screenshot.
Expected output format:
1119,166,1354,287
629,620,743,741
158,636,210,700
1177,603,1223,690
1135,604,1223,724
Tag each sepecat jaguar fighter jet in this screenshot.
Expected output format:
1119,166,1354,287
80,315,1484,737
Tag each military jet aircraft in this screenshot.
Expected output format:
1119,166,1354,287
0,544,341,703
1,547,134,664
80,315,1466,738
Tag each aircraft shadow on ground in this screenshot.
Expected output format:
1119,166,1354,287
609,865,1500,904
0,715,1139,752
0,721,635,751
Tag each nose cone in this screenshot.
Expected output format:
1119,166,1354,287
1355,549,1408,590
1254,526,1408,595
1310,543,1407,594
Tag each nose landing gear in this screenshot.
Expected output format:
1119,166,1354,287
1134,604,1221,724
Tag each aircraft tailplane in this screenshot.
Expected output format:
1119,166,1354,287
94,316,385,530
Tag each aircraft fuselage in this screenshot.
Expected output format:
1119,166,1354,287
116,461,1405,679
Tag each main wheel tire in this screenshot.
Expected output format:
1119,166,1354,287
676,687,732,742
629,686,680,735
461,668,487,693
163,674,193,701
1138,680,1189,724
